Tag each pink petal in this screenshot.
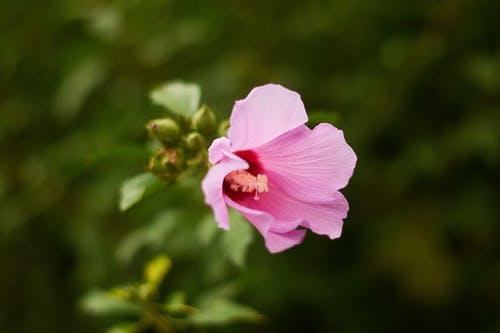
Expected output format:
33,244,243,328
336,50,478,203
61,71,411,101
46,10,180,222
225,195,273,236
240,179,348,239
268,217,303,234
228,84,308,151
201,152,248,230
225,196,305,253
264,229,307,253
255,123,357,203
208,137,232,164
298,191,348,239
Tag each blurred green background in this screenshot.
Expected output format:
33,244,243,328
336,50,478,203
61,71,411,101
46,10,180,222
1,0,499,332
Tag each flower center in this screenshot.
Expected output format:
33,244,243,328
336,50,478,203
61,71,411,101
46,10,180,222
225,169,269,200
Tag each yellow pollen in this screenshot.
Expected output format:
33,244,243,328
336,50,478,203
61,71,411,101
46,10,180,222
225,170,269,200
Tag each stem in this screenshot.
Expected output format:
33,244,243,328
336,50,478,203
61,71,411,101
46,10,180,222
144,302,176,333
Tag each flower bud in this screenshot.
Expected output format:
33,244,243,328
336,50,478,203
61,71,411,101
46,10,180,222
147,118,181,146
218,119,230,136
185,132,205,151
186,151,207,168
148,148,184,180
192,104,216,134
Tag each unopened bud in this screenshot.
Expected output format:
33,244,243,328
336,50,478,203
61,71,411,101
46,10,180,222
218,119,230,136
186,151,207,168
148,148,184,180
185,132,205,151
192,105,216,134
147,118,181,146
164,149,184,174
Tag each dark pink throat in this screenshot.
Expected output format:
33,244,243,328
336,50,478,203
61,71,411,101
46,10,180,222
233,150,263,175
223,150,267,201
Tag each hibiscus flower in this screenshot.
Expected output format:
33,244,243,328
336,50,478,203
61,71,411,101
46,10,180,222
202,84,357,253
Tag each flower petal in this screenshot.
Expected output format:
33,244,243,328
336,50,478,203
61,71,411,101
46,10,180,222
255,123,357,203
224,196,305,253
264,229,307,253
228,84,308,151
208,137,232,164
298,191,348,239
239,179,348,239
225,195,273,236
201,152,248,230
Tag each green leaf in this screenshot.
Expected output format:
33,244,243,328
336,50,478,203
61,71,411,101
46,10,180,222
165,291,186,306
137,282,156,301
144,255,172,285
108,286,135,301
54,57,107,122
196,214,219,246
80,289,141,317
221,209,254,268
195,282,238,300
189,298,263,325
164,291,198,315
150,81,201,117
116,210,180,264
106,322,141,333
119,172,160,212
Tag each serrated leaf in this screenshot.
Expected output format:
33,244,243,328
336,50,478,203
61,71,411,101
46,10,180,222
221,209,254,267
150,81,201,117
80,290,141,317
119,172,160,212
189,298,263,325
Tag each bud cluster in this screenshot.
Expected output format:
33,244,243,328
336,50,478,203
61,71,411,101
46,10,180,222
146,104,224,182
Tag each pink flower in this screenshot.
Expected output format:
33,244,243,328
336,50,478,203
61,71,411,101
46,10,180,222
201,84,357,253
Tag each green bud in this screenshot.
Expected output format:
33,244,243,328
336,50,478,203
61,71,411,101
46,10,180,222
148,152,166,175
186,151,207,168
185,132,205,151
218,119,230,136
148,148,184,180
147,118,181,146
164,149,184,174
192,104,216,134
